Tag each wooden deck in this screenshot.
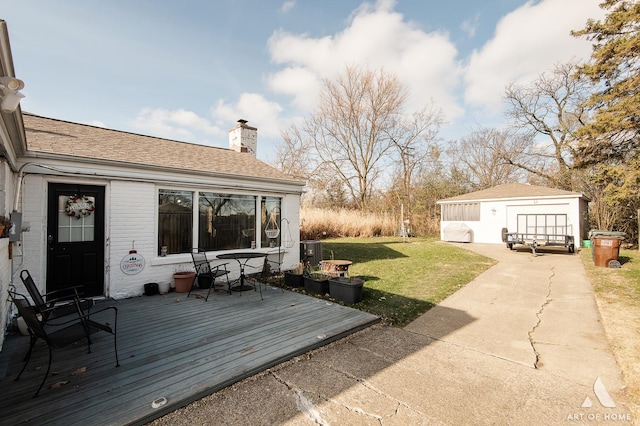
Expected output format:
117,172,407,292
0,283,379,425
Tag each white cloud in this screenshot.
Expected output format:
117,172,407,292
267,0,464,121
280,0,296,14
211,93,285,138
463,0,605,112
131,107,225,144
461,14,480,38
267,66,323,111
85,120,106,128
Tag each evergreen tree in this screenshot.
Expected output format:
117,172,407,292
572,0,640,242
572,0,640,164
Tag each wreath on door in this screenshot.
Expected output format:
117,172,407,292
65,195,96,219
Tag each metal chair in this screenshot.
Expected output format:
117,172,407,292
9,291,119,397
20,270,94,323
189,250,231,301
248,255,285,300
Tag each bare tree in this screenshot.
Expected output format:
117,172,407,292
503,62,591,190
306,65,407,210
387,103,444,214
274,124,314,180
449,127,530,190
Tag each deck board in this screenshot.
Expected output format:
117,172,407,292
0,284,378,425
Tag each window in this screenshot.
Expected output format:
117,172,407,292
159,189,283,255
158,190,193,255
261,197,281,248
442,203,480,221
58,195,95,242
197,193,256,251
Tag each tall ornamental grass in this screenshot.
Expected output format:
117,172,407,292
300,207,439,240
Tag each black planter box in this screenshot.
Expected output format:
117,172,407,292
284,272,304,287
329,277,364,304
303,273,330,294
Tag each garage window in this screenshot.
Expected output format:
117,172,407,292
442,203,480,221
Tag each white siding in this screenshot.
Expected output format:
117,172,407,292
440,197,583,245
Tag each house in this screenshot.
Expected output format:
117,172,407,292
17,113,306,299
437,183,589,245
0,21,306,350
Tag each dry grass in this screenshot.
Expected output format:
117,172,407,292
300,207,397,239
300,207,439,240
580,248,640,420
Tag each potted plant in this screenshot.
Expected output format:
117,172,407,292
329,276,365,304
0,215,11,238
173,266,195,293
284,262,305,287
303,271,330,295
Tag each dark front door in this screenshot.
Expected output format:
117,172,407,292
47,183,105,297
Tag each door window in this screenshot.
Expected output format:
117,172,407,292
57,195,96,242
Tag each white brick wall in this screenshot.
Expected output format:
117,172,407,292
19,176,48,288
0,162,15,349
18,176,302,300
108,181,164,298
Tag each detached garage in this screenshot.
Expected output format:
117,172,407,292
437,183,589,246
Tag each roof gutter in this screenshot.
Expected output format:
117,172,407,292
0,20,28,169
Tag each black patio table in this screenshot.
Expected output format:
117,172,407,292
217,252,268,292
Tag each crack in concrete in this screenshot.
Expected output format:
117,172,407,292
271,360,433,425
528,266,555,369
271,371,328,425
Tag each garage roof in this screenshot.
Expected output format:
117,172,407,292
438,183,586,203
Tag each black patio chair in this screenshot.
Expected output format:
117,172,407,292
189,250,231,301
9,291,119,397
244,256,284,301
20,270,94,323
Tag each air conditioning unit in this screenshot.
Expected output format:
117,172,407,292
300,240,322,268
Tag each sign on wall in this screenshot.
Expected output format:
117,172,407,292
120,251,145,275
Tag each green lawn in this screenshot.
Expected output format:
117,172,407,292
273,237,495,327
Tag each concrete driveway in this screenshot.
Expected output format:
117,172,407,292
152,243,634,425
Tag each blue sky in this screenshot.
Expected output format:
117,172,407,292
2,0,604,161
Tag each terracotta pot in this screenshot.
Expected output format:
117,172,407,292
173,272,195,293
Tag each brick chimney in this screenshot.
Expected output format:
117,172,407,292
229,119,257,156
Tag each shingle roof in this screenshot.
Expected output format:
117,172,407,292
22,113,300,183
438,183,585,203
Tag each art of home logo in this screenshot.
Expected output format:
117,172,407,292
566,377,632,422
581,376,615,409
